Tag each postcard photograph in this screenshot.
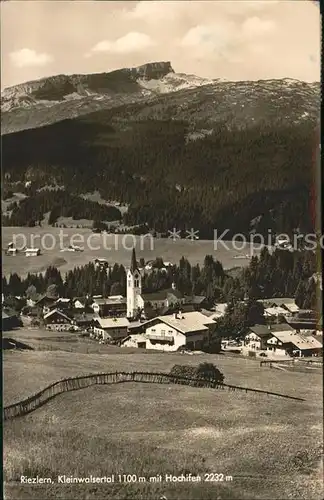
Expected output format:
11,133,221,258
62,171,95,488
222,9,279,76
1,1,323,499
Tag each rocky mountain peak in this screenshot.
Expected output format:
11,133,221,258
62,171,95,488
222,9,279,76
133,61,174,80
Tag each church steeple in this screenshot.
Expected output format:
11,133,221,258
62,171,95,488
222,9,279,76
130,247,138,273
127,247,142,318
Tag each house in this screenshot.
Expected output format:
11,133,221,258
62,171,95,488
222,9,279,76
285,310,319,330
211,303,228,319
34,294,58,311
94,258,109,270
184,295,208,310
244,325,272,351
55,298,71,309
43,309,73,331
122,311,216,352
6,244,18,256
269,325,322,357
24,248,41,257
71,312,97,331
244,323,322,357
91,297,127,317
258,298,299,315
93,317,130,341
72,298,86,309
264,306,288,318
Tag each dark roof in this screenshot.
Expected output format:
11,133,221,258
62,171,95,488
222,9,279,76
73,313,96,323
249,325,272,337
35,294,58,304
270,323,295,332
184,295,206,305
130,248,138,273
166,289,184,299
142,291,168,301
258,298,296,306
93,298,126,306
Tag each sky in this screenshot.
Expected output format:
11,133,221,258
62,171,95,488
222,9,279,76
1,0,321,89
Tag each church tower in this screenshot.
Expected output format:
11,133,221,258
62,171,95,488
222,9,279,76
126,248,142,318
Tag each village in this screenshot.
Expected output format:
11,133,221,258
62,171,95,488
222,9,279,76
2,248,322,360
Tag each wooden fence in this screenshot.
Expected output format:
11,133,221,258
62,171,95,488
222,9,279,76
260,358,322,367
3,371,305,420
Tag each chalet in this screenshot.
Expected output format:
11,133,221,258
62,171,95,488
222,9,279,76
258,298,299,316
269,325,323,357
24,248,41,257
244,325,272,351
137,286,185,311
285,310,319,330
43,309,73,331
71,312,97,330
91,297,127,317
34,294,58,312
244,323,322,357
93,317,130,342
122,311,216,352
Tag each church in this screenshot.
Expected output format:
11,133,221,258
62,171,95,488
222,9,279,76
126,248,207,320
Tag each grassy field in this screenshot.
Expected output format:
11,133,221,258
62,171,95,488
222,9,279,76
2,227,262,277
3,330,323,500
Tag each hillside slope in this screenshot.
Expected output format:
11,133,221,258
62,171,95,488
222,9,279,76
1,63,320,236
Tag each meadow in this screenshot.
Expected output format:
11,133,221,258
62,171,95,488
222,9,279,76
3,333,323,500
2,226,262,278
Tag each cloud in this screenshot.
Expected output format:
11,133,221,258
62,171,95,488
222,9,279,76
87,32,155,56
241,17,276,39
9,48,53,68
180,23,238,55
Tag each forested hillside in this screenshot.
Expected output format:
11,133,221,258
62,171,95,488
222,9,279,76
2,112,317,236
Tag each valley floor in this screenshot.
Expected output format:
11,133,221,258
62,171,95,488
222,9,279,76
3,338,323,500
2,227,261,277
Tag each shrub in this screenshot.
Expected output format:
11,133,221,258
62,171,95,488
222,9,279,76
196,362,224,383
170,363,224,384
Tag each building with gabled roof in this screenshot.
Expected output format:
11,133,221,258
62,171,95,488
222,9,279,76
122,311,215,352
93,316,130,342
43,308,73,331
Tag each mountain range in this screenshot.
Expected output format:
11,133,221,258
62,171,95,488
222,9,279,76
1,61,319,134
1,61,320,237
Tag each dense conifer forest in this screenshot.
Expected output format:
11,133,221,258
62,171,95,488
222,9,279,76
2,113,317,236
3,248,320,314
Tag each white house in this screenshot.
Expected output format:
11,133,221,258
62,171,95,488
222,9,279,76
122,311,216,352
244,323,322,357
244,325,272,351
72,298,86,309
6,243,18,256
93,317,130,341
264,306,288,318
258,298,299,316
24,248,41,257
